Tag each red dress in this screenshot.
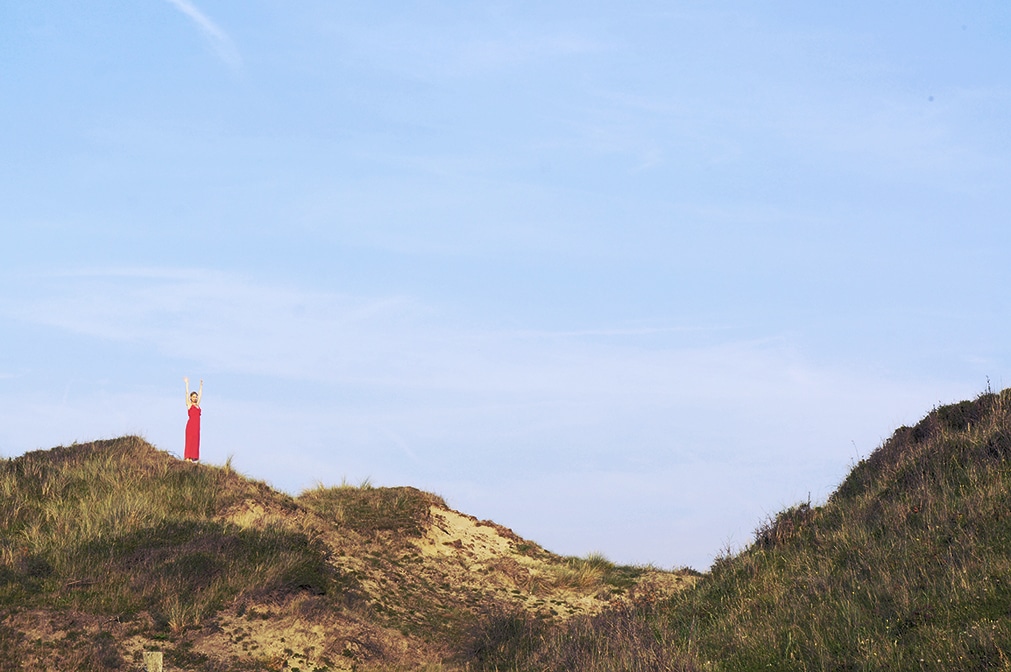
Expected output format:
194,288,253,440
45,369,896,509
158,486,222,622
185,404,201,460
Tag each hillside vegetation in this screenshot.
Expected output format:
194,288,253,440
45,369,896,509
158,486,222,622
477,388,1011,671
5,389,1010,671
0,436,689,671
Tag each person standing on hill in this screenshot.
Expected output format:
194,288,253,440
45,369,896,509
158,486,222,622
184,377,203,462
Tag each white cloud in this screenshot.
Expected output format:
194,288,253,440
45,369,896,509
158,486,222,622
164,0,242,70
3,267,427,384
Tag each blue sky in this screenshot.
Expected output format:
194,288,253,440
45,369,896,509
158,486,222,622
2,1,1009,569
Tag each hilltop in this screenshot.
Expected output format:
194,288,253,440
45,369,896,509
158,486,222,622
479,388,1011,671
0,437,692,671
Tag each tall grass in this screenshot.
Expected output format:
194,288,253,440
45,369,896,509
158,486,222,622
542,552,646,594
0,437,338,628
473,389,1011,671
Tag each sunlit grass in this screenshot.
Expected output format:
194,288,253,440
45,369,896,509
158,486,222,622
0,437,337,629
298,481,446,538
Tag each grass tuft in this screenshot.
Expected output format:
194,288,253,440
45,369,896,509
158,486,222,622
298,483,446,538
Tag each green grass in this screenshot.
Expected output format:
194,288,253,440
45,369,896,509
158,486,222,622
298,481,446,538
471,389,1011,671
543,552,645,594
0,437,345,635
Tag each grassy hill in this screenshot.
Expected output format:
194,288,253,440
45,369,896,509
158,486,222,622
6,389,1010,671
475,388,1011,671
0,436,690,671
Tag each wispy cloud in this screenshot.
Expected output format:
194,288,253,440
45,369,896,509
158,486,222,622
0,266,972,568
2,266,953,429
163,0,242,70
2,267,423,385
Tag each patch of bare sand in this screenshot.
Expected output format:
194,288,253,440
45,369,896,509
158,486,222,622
219,497,299,530
411,504,694,620
188,602,425,671
415,506,518,563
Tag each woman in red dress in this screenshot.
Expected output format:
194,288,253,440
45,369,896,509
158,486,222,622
184,377,203,461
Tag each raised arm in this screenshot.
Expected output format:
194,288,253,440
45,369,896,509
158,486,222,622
184,377,204,407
